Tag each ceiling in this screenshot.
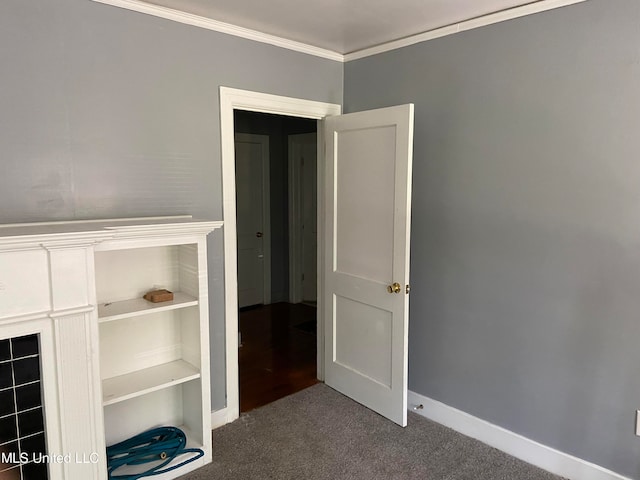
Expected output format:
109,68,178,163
140,0,540,54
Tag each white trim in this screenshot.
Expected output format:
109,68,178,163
220,87,341,425
234,133,271,306
0,215,194,229
315,128,326,382
345,0,588,61
210,407,234,430
90,0,587,62
408,390,631,480
89,0,343,62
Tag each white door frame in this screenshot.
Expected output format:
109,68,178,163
219,87,341,423
235,132,271,306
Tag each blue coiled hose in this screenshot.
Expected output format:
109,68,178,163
106,426,205,479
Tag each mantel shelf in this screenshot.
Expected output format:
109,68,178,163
98,292,198,323
102,360,201,406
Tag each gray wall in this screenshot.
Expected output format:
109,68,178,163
0,0,342,410
344,0,640,477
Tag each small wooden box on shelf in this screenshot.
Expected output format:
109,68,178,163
143,289,174,303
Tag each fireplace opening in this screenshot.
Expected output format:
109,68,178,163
0,334,49,480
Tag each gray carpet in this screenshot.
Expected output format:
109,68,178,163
181,384,565,480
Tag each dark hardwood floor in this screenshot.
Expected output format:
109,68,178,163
239,302,318,412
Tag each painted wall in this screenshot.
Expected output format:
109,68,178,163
344,0,640,477
0,0,342,411
234,111,317,303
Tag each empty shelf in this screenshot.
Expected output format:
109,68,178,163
102,360,200,406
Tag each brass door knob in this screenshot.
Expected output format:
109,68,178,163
387,282,401,294
256,232,263,238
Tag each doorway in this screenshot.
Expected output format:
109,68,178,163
234,110,318,412
219,87,341,424
220,88,413,428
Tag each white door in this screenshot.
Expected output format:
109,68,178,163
324,104,414,426
235,133,270,308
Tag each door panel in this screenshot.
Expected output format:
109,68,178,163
334,294,393,387
335,125,396,282
324,104,414,426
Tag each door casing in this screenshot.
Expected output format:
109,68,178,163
219,87,341,425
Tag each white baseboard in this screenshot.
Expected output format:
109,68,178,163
211,407,238,430
408,391,631,480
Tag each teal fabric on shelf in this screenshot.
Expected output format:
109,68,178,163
106,426,204,479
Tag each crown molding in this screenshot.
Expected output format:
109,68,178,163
90,0,344,62
344,0,589,61
91,0,588,63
